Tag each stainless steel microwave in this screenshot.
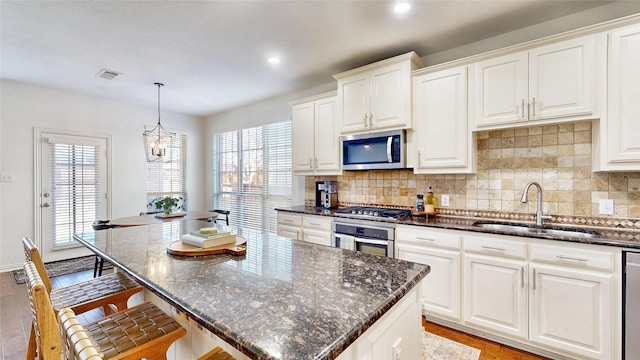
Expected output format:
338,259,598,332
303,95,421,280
341,129,406,170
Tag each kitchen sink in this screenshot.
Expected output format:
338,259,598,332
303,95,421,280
472,221,602,239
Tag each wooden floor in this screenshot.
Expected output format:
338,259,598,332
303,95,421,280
0,269,548,360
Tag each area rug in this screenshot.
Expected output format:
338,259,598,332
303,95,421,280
13,255,112,284
423,331,481,360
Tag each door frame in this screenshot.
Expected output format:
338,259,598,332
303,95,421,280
33,127,112,253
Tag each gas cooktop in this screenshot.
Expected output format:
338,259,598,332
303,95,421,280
334,206,411,220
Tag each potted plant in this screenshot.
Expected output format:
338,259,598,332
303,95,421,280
147,196,185,215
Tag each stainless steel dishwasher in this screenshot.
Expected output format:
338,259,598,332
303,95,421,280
625,251,640,359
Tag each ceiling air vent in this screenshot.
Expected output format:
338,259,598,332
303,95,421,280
95,69,121,80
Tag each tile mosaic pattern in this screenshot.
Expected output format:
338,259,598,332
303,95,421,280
306,122,640,220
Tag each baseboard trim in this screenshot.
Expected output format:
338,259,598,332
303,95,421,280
0,263,23,273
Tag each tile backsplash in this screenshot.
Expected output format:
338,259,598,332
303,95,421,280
305,122,640,219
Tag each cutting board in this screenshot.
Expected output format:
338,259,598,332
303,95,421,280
166,235,246,256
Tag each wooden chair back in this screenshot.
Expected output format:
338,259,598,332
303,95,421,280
22,236,53,293
24,261,62,360
58,308,104,360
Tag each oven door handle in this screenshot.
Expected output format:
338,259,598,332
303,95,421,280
354,237,389,246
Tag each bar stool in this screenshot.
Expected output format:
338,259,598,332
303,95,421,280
197,347,236,360
24,261,186,360
22,237,143,359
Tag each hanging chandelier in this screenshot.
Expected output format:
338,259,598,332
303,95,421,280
143,82,177,162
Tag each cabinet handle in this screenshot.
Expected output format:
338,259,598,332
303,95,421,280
363,114,369,129
556,255,587,262
309,223,320,226
369,113,373,128
481,245,506,252
521,267,524,288
283,219,293,223
309,158,313,169
416,237,435,241
531,97,536,117
315,158,318,169
533,268,536,291
521,99,525,119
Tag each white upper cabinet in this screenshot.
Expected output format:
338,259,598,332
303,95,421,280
291,92,341,175
411,66,476,174
334,52,424,134
471,35,599,130
597,23,640,170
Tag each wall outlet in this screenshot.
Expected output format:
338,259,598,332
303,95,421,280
0,172,14,182
441,194,450,207
599,199,614,215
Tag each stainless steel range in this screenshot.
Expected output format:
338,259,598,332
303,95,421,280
332,206,411,258
333,206,411,221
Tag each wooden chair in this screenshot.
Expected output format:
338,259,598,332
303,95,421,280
197,347,236,360
22,237,143,359
24,261,187,360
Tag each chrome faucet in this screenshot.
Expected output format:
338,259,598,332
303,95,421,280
520,181,552,226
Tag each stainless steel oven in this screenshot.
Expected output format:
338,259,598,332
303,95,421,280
332,218,396,258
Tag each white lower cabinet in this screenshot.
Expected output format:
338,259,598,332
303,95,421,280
396,225,461,321
277,211,332,246
463,254,528,340
529,243,616,360
397,224,621,360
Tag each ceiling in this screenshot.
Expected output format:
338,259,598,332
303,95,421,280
0,0,628,117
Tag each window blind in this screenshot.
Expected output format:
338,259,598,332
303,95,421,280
49,143,100,248
147,133,187,210
213,121,292,232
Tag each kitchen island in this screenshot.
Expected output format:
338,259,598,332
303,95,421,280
73,220,430,360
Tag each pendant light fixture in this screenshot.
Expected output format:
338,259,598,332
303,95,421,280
143,82,177,162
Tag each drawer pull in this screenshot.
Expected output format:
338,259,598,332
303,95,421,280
416,237,435,241
481,245,506,252
283,219,293,223
556,255,587,262
521,267,524,289
309,223,320,226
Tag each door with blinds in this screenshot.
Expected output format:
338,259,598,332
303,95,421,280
38,132,109,262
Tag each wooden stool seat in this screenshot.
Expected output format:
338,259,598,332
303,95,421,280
50,271,141,313
24,261,187,360
197,346,236,360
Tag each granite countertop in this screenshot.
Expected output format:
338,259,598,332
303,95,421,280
74,220,429,360
276,206,640,249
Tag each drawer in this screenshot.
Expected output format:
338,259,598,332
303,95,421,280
464,235,526,259
277,212,302,227
277,224,302,240
396,225,461,250
302,215,332,231
530,243,613,272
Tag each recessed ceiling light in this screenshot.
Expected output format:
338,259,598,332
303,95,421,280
267,57,280,64
393,2,411,14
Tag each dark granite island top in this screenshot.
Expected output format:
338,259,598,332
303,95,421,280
73,220,429,360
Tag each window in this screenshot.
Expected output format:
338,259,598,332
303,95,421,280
146,133,187,210
212,121,292,232
50,142,101,247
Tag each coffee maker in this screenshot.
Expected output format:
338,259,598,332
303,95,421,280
315,180,338,209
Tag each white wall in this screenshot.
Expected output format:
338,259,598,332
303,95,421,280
0,80,205,271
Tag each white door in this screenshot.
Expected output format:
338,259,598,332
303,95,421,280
338,73,370,133
529,36,594,120
414,66,469,171
369,62,407,130
38,132,109,262
291,102,315,173
397,243,461,321
472,51,528,127
529,264,612,360
314,96,340,173
463,254,528,339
